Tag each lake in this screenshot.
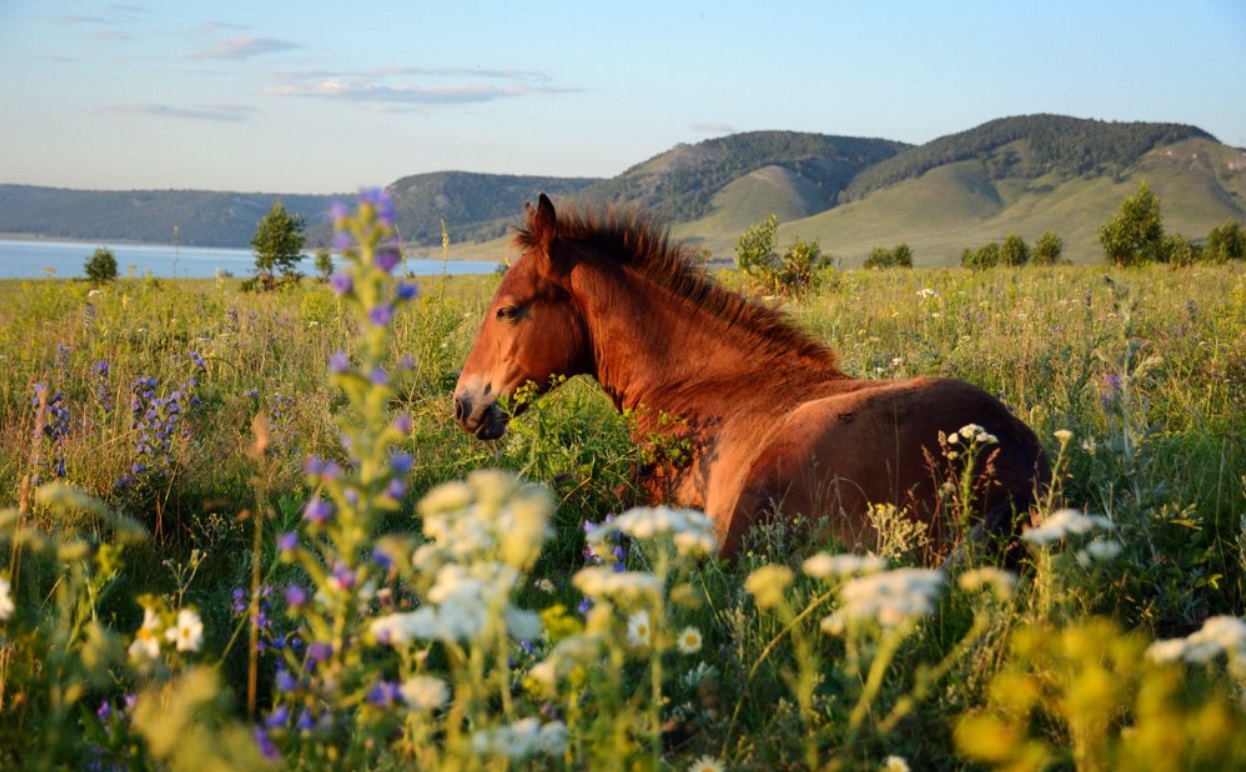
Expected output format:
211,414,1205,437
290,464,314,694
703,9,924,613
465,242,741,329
0,239,502,279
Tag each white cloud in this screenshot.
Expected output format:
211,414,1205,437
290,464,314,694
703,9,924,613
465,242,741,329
263,68,576,109
690,122,735,134
193,36,299,60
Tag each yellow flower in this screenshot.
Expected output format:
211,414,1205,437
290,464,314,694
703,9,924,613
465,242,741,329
744,564,794,609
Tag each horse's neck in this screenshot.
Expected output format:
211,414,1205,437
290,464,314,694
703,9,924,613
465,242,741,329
574,267,806,430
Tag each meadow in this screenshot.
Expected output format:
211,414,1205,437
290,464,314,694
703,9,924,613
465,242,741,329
1,198,1245,770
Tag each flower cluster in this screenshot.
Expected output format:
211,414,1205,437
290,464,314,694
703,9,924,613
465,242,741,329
1022,508,1122,565
1146,615,1246,676
822,568,945,632
116,371,200,491
128,603,204,661
468,717,568,761
32,383,73,479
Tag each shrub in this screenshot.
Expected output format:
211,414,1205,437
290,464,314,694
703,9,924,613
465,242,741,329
864,243,914,269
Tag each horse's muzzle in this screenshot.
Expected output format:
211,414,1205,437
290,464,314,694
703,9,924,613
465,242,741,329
453,391,508,440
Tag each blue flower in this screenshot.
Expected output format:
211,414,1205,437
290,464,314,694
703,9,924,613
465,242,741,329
367,304,394,327
329,350,350,374
367,680,403,707
396,281,418,301
254,727,280,762
374,248,401,274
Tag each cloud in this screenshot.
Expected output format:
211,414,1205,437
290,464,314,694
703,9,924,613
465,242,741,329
105,103,256,122
263,68,575,109
690,122,735,134
194,36,299,60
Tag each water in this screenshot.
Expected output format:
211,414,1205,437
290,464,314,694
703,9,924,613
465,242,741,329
0,239,502,279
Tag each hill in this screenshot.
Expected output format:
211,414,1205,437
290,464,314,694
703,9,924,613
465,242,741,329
0,186,337,248
2,115,1242,265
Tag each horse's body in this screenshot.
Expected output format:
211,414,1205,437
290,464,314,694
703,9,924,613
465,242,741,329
454,195,1049,559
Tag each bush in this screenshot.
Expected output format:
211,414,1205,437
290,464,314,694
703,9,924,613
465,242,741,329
1032,231,1065,265
84,247,118,284
864,243,913,269
735,214,832,295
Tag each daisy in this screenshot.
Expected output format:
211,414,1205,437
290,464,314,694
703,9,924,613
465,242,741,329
400,675,449,712
687,754,725,772
0,577,15,621
676,626,703,654
128,607,163,660
165,608,204,652
627,609,652,648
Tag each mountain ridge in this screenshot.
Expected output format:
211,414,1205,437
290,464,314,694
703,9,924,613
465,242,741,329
2,114,1241,266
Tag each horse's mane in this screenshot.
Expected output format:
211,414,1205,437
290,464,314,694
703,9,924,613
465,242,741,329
514,203,843,373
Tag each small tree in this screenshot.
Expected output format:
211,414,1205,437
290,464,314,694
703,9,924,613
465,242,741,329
251,201,307,289
777,236,832,293
863,244,913,269
1099,180,1165,266
314,249,335,280
1000,234,1030,266
735,213,779,285
1031,231,1065,266
84,247,118,284
1205,220,1245,263
962,242,1001,270
734,215,830,295
1165,233,1203,267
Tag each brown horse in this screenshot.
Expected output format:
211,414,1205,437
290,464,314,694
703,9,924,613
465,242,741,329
454,194,1049,561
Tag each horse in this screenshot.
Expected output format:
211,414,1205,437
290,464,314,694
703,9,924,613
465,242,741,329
453,194,1050,562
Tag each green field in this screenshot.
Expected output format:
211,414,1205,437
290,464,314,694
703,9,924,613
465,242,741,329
2,250,1245,768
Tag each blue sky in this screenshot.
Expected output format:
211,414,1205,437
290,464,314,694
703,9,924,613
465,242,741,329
2,0,1243,194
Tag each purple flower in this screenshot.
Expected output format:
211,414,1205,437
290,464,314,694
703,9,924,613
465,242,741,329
189,352,206,370
265,704,290,729
296,709,316,732
396,281,418,301
277,531,298,554
328,272,352,296
285,583,308,609
303,496,334,524
330,561,356,591
368,304,394,327
94,360,110,376
307,641,332,667
329,350,350,374
390,452,413,475
374,248,401,274
254,727,280,763
359,188,395,227
392,414,413,434
370,366,390,386
387,477,407,500
367,680,403,707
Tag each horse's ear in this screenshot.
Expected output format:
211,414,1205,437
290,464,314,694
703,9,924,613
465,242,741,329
525,193,557,254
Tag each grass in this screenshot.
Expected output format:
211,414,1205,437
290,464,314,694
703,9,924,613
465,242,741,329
1,253,1244,769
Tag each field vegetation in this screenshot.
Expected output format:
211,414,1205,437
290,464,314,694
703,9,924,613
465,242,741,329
1,196,1245,769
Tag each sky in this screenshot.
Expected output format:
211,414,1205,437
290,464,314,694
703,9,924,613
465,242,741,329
1,0,1243,194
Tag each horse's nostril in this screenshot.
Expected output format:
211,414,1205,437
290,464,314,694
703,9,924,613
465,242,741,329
453,395,467,422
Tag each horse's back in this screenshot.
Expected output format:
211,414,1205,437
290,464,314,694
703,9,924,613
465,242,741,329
714,375,1048,557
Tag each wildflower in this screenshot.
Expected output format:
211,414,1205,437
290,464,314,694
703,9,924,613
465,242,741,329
328,350,350,374
128,607,163,660
254,727,280,763
277,531,298,554
688,755,725,772
165,608,204,652
744,564,794,609
367,680,403,707
802,551,888,579
676,626,703,654
883,756,910,772
627,609,652,648
400,675,449,712
1022,508,1114,545
392,413,413,434
328,272,353,296
303,496,335,524
917,287,937,299
957,567,1017,601
285,583,308,610
0,578,15,621
1053,429,1073,444
533,578,556,594
1076,537,1124,566
470,718,567,759
374,248,401,274
396,281,419,301
572,566,663,602
824,568,944,630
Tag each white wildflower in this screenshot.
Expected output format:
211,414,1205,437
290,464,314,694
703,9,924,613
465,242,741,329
917,288,937,299
687,753,725,772
572,566,663,602
400,675,449,712
471,718,565,760
834,568,944,628
165,608,204,652
802,551,888,579
371,608,439,644
676,626,703,654
1022,508,1114,545
0,578,14,622
1145,638,1188,664
533,578,556,594
504,606,543,641
128,607,163,661
627,609,652,648
883,755,911,772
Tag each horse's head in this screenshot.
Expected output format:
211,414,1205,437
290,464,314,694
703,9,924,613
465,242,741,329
453,194,592,439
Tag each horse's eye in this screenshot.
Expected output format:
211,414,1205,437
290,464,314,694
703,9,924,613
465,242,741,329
496,305,522,322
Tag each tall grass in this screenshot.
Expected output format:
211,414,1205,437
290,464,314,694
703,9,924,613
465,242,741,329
1,246,1244,768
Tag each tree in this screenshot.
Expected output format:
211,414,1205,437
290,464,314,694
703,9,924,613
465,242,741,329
734,215,831,295
1205,220,1245,263
962,242,1001,270
1099,180,1165,266
863,244,913,269
1000,234,1030,266
314,249,335,280
251,201,307,288
84,247,118,284
1031,231,1064,265
776,236,832,294
735,213,779,284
